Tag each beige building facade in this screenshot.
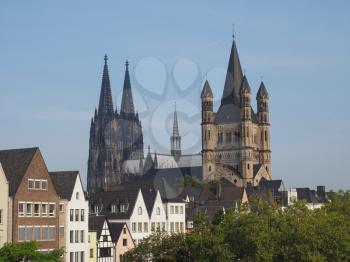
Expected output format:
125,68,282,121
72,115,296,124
0,163,9,247
201,36,272,187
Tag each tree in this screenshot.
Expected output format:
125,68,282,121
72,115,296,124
0,241,64,262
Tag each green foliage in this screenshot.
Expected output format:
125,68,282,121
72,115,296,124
0,241,64,262
124,192,350,262
181,175,219,189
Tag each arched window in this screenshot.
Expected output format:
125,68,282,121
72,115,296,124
156,207,160,215
138,207,142,215
76,192,79,200
208,165,211,172
265,131,268,142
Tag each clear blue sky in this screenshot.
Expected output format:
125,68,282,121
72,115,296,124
1,1,349,190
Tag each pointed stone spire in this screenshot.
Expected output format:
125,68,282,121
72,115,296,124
201,80,213,99
221,36,244,106
257,81,269,99
98,55,114,116
240,75,251,94
171,102,181,161
172,102,179,137
120,60,135,117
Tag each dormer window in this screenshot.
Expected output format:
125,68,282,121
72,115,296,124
111,204,117,213
94,205,99,214
120,204,128,213
76,192,79,200
138,207,142,215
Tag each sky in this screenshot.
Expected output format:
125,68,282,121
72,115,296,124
0,1,350,190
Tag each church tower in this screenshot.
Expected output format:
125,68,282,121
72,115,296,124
170,103,181,162
87,56,144,193
200,35,272,187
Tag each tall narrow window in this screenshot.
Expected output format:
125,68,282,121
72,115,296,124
80,209,84,221
70,209,73,221
138,207,142,215
49,204,55,217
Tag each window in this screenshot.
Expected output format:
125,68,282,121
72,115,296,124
144,222,148,233
138,207,142,215
25,226,33,241
34,226,40,240
123,228,126,234
247,164,250,170
209,165,211,172
138,222,142,232
75,252,79,262
80,209,84,221
41,203,48,217
180,222,184,232
120,204,127,213
170,222,174,232
100,247,111,257
41,180,48,190
70,209,73,221
49,204,55,217
80,230,84,243
48,226,56,240
34,180,41,189
103,235,107,242
123,238,127,246
76,192,79,200
175,222,179,232
18,227,25,241
59,226,64,237
162,222,166,231
18,203,24,217
70,252,74,262
151,222,155,232
34,203,40,217
156,222,160,231
170,206,174,214
28,179,34,189
156,207,160,215
80,251,84,262
180,206,184,214
132,223,136,233
59,204,64,213
0,209,2,224
70,230,73,243
42,226,48,241
175,206,179,214
26,203,32,217
89,248,94,258
75,230,79,243
75,209,79,221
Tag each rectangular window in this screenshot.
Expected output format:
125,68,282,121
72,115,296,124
70,252,74,262
162,222,166,231
41,203,48,217
42,226,48,241
151,222,155,232
80,209,84,221
34,203,40,217
170,206,174,214
49,204,55,217
175,206,179,214
26,203,32,217
75,230,79,243
75,252,79,262
18,202,24,217
100,247,111,258
90,248,94,258
144,222,148,233
132,222,136,233
18,227,25,241
80,230,84,243
123,238,127,246
34,180,41,189
48,226,55,240
123,228,126,234
0,209,3,224
138,222,142,233
59,226,64,237
70,230,73,243
175,222,179,232
59,204,64,213
75,209,79,221
34,226,40,240
170,222,174,232
41,180,48,190
103,235,107,242
25,226,33,241
80,251,84,262
180,206,183,214
28,179,34,189
70,209,73,221
180,222,184,232
156,222,160,231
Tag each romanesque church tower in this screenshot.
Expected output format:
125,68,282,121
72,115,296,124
201,36,272,187
88,56,144,193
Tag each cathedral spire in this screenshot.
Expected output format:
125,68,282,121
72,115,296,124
221,35,244,106
171,102,181,161
98,55,114,116
120,60,135,117
172,102,179,137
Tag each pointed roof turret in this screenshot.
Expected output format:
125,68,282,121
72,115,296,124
98,55,114,116
256,81,269,99
172,103,179,137
201,80,213,99
120,60,135,117
221,36,244,105
240,75,251,94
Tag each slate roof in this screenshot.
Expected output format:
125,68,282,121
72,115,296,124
253,164,263,177
240,75,251,93
177,154,202,168
258,179,284,192
0,147,38,196
49,171,79,200
201,80,213,98
296,188,318,203
198,178,245,202
89,215,107,239
257,81,269,99
108,223,126,243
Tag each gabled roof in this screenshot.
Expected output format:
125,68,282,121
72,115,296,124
201,80,213,99
108,222,126,243
89,215,107,239
49,171,79,200
0,147,38,196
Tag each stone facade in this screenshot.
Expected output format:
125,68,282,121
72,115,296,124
201,36,272,187
88,57,144,193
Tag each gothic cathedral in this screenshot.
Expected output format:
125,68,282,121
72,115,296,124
201,36,272,187
87,56,144,193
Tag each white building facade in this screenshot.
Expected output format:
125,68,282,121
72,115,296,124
0,163,9,247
